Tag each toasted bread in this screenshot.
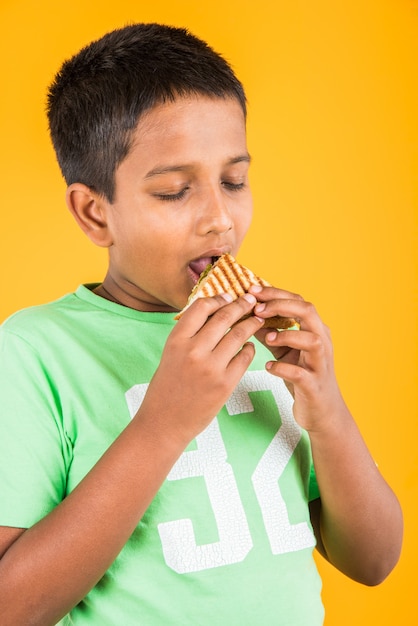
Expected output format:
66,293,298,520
175,254,299,330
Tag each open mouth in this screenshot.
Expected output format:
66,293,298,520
188,256,220,284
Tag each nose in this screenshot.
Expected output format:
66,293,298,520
197,188,233,236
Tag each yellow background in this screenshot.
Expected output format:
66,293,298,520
1,0,417,623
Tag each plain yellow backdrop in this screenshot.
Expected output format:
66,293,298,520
1,0,417,624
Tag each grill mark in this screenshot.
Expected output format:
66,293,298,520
219,256,259,293
190,254,268,304
214,266,231,292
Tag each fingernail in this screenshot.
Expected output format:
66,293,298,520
243,293,257,305
254,302,266,313
266,331,277,342
221,293,233,302
249,285,262,293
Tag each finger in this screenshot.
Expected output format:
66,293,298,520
265,328,328,370
254,327,295,361
175,292,235,336
201,294,265,348
253,298,324,335
225,341,256,383
266,359,310,385
249,284,304,302
212,313,266,362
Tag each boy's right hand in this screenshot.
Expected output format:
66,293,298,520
138,293,264,446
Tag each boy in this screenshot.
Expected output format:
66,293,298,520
0,23,402,625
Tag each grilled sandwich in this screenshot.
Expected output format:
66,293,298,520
175,254,299,330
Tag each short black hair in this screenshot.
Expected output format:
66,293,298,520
46,23,247,202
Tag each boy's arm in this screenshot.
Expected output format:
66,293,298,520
308,406,402,585
250,285,403,586
0,293,264,626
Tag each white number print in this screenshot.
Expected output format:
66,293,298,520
227,372,316,555
125,371,315,574
158,419,253,573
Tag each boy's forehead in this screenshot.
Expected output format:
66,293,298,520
116,95,248,181
133,94,246,141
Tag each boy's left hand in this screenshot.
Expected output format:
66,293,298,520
248,284,403,587
249,284,347,433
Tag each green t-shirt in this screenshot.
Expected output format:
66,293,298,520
0,286,324,625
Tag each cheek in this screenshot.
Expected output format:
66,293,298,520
125,218,175,254
235,203,253,241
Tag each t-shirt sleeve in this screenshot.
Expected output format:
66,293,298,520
0,327,71,528
308,463,320,501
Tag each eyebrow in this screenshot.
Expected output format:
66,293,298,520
144,154,252,179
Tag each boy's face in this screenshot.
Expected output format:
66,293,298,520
102,95,252,312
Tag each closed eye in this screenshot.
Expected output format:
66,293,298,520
222,181,245,192
155,187,190,202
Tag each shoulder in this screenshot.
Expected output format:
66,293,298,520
1,291,81,343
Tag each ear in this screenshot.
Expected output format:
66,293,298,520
66,183,113,248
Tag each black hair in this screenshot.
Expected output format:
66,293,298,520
46,23,247,202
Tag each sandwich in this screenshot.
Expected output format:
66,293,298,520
175,253,299,330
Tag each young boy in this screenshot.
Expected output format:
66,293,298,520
0,23,402,626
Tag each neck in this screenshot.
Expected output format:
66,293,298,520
94,283,126,307
93,275,178,313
